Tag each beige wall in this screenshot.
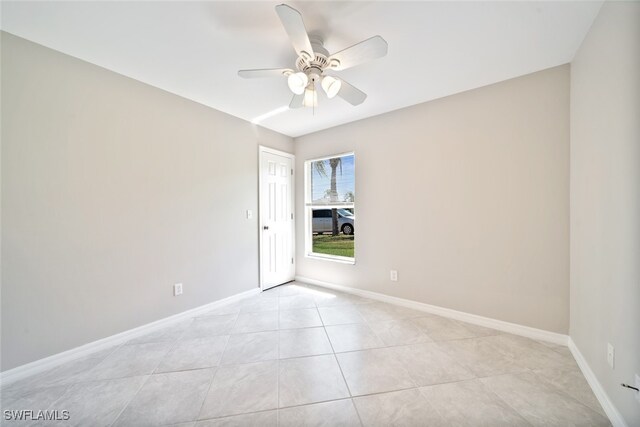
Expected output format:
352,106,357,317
0,33,293,370
570,2,640,425
295,65,570,334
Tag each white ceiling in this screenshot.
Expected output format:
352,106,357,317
1,1,602,137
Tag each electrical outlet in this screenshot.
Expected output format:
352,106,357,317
607,343,615,369
173,283,183,296
390,270,398,281
246,210,253,219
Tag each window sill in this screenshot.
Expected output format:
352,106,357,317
305,253,356,265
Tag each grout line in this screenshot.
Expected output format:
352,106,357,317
414,385,452,425
61,338,142,387
320,307,356,402
108,374,153,427
196,385,424,423
196,407,277,424
348,398,365,427
195,371,555,426
2,343,125,396
149,335,188,376
194,309,241,422
192,368,219,423
322,303,367,427
38,384,73,416
471,377,536,427
528,369,608,418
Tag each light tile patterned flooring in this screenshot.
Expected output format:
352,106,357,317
1,282,610,426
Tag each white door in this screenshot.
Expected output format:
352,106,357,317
259,148,294,290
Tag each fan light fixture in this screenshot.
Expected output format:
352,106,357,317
321,76,342,99
287,72,308,95
303,85,317,107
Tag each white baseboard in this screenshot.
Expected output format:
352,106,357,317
0,287,260,388
296,276,568,346
568,338,628,427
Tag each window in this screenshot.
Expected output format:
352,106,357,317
312,210,332,219
305,153,355,262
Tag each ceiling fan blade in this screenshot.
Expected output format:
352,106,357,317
275,4,314,59
328,36,388,71
289,93,304,109
238,68,293,78
336,79,367,106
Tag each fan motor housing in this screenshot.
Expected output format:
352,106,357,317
296,54,327,73
296,36,336,76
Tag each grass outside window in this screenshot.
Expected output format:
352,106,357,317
312,234,354,258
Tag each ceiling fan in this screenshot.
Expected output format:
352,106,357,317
238,4,388,109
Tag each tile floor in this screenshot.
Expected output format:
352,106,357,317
1,282,610,426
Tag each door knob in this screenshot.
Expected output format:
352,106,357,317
263,226,269,230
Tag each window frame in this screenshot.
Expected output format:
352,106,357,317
304,152,356,264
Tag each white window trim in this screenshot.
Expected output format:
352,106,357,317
304,152,355,264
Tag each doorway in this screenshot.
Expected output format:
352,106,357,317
259,146,295,291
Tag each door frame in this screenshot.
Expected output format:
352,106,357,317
258,146,296,291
